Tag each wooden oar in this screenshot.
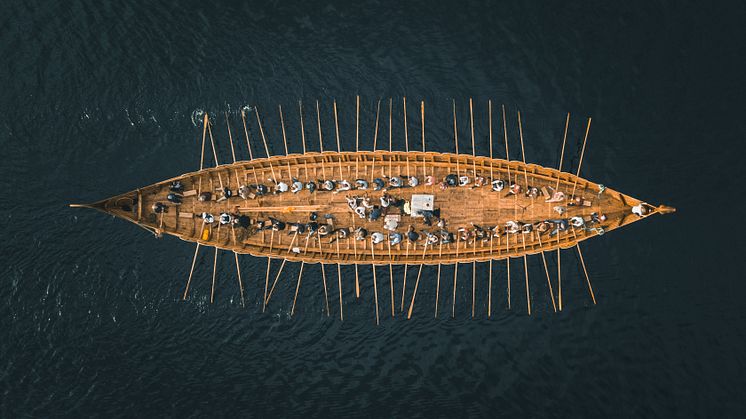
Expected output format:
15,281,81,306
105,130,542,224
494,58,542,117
265,232,299,306
506,236,511,310
388,98,393,177
184,115,209,301
299,100,310,179
403,97,411,179
407,263,425,319
371,246,380,325
206,119,224,189
435,238,443,318
571,117,592,198
183,242,201,300
351,205,360,299
199,113,208,170
523,254,531,315
556,113,570,311
502,105,512,310
370,99,381,176
452,100,460,177
234,252,245,308
558,246,562,311
337,261,344,321
556,113,570,190
401,244,409,312
225,112,242,187
469,98,477,177
254,107,277,180
472,261,477,318
452,262,459,318
262,229,275,312
290,262,305,316
355,95,360,179
517,111,529,186
240,109,260,187
279,105,292,179
469,98,477,318
488,100,494,318
210,247,218,304
334,237,343,320
318,239,330,316
502,104,511,184
535,232,557,312
333,100,344,181
197,113,209,195
315,100,327,179
488,100,494,181
406,242,428,319
387,237,394,317
353,96,361,298
576,244,597,304
421,101,426,176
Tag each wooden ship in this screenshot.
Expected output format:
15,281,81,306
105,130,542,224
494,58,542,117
71,98,675,323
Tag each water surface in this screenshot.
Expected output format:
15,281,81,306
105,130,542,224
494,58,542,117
1,1,744,417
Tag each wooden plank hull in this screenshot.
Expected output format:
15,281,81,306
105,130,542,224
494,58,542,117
90,151,669,265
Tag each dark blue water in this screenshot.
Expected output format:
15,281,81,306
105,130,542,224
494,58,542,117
2,1,745,417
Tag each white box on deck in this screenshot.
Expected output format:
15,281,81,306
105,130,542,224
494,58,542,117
410,194,434,218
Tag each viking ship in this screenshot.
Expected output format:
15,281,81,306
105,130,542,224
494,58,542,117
71,98,675,323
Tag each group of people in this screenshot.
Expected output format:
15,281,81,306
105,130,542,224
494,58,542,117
214,170,581,200
152,172,617,248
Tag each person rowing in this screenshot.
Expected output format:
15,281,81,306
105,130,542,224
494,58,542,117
275,181,288,193
371,232,385,244
152,202,166,213
505,220,521,234
346,196,358,210
167,193,182,205
291,179,303,193
239,184,252,199
406,225,419,242
368,206,382,221
334,180,352,194
305,181,316,193
201,212,215,224
570,216,585,227
354,227,368,240
219,212,233,225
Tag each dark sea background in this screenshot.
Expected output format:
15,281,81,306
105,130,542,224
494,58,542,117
2,1,745,417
